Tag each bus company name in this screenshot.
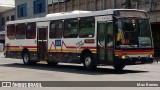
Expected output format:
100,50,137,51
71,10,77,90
2,82,42,87
76,40,84,49
13,82,42,87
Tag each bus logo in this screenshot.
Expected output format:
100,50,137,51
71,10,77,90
2,82,12,87
55,40,61,46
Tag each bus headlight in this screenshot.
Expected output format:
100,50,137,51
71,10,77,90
149,55,153,58
122,55,126,59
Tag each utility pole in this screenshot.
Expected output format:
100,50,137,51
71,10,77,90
52,0,54,13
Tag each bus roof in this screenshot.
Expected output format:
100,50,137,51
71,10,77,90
6,9,146,25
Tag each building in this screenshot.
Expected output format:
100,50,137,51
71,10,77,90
0,0,15,50
15,0,48,20
14,0,159,22
48,0,151,13
0,0,15,31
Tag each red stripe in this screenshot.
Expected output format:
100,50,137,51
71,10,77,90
106,48,113,50
81,46,96,49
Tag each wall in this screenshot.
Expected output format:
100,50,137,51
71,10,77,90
15,0,47,20
0,9,15,32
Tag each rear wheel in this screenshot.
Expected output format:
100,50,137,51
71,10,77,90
82,53,97,70
22,51,37,65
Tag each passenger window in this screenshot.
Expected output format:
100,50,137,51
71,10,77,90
16,23,26,39
64,19,78,38
26,22,36,39
79,17,95,38
107,22,113,47
50,20,63,38
7,24,15,39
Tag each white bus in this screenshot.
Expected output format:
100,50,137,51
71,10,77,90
5,9,154,70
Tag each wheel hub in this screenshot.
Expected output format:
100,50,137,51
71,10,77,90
24,54,29,63
85,57,92,67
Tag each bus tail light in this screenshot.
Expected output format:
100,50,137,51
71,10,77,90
84,39,95,43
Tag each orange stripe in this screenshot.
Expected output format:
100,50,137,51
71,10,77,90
7,47,97,53
115,51,154,56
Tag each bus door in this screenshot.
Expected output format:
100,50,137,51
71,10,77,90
37,27,48,60
97,21,114,64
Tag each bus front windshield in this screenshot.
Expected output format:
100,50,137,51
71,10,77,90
116,18,152,49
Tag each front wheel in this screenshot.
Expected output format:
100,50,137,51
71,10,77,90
83,54,97,70
113,65,125,71
47,62,58,66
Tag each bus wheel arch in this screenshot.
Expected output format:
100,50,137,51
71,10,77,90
80,49,97,70
22,48,36,65
22,48,29,58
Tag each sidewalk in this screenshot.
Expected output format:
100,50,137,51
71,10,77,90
0,51,4,57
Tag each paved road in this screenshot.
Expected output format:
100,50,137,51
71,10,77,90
0,52,160,90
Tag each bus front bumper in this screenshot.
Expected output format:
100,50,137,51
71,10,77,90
115,57,153,65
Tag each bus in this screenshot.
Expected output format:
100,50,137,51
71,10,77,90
5,9,154,70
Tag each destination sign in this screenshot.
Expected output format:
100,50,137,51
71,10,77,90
116,10,148,18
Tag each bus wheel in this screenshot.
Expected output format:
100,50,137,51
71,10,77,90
83,54,97,70
47,62,58,66
22,51,36,65
113,65,125,71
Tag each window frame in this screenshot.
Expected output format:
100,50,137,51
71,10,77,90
17,3,27,18
33,0,46,14
50,20,64,39
64,18,79,38
79,17,95,38
16,23,26,39
2,17,5,26
6,16,9,21
26,22,36,39
11,15,15,21
7,24,16,40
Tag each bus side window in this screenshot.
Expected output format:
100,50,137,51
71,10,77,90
7,24,16,39
50,20,63,38
64,19,78,38
26,22,36,39
107,22,113,47
79,17,95,38
16,23,26,39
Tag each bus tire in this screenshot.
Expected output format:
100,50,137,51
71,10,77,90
22,51,37,65
82,53,97,70
113,65,125,71
47,62,58,66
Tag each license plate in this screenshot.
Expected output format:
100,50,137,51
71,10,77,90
135,61,142,64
